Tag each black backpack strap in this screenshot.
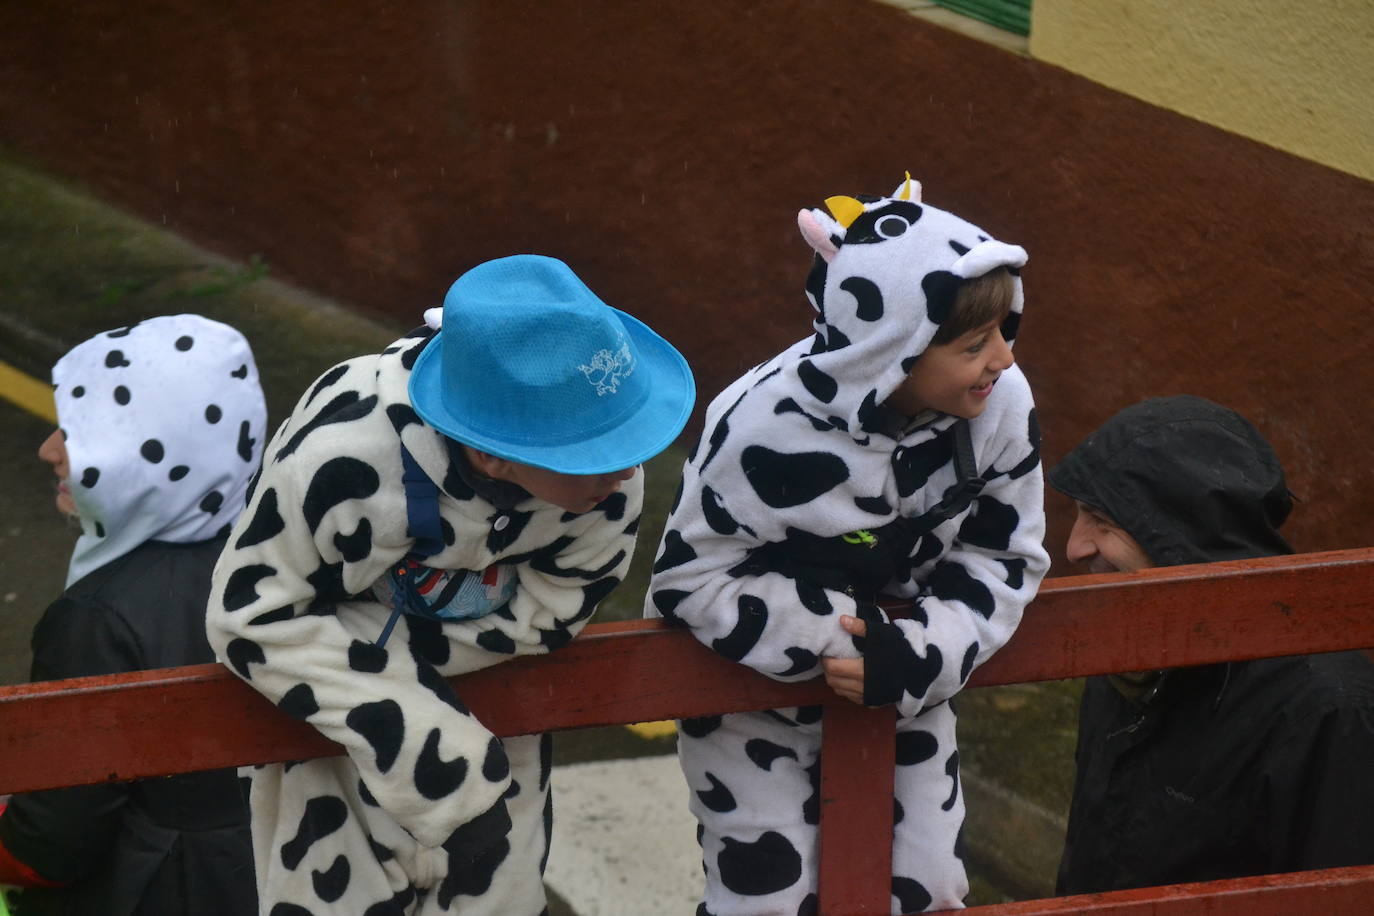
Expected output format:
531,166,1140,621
900,419,985,540
951,417,980,489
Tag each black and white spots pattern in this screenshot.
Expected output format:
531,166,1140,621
648,181,1048,913
796,360,837,404
712,594,770,662
279,683,321,720
246,735,551,915
679,705,968,914
208,329,641,913
311,855,351,904
281,795,350,870
893,431,955,497
718,831,802,896
49,314,267,586
741,446,849,510
841,276,884,322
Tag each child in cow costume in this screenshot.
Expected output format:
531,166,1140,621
207,255,694,915
646,176,1049,914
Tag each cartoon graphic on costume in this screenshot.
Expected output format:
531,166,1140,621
206,329,644,915
646,177,1049,914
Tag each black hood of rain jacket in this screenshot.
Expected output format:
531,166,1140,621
1048,395,1293,566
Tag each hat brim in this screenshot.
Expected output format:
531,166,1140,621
408,308,695,474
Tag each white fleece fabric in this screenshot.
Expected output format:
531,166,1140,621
206,328,640,914
645,181,1049,914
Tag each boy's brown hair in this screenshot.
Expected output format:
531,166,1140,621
931,266,1014,346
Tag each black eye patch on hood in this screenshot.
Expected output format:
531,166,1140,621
843,201,925,245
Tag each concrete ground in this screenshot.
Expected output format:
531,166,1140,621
547,755,703,915
0,153,1079,911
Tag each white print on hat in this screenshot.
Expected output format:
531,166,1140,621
578,338,636,396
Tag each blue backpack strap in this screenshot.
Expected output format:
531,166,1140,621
377,442,445,646
401,443,446,558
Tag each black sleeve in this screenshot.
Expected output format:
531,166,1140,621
29,594,142,683
0,785,127,884
1264,701,1374,872
0,595,139,883
1055,677,1114,895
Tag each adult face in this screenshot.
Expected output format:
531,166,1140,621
38,428,77,517
1065,501,1153,573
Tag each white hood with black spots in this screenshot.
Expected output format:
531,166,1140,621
51,314,267,586
645,179,1049,717
793,177,1029,434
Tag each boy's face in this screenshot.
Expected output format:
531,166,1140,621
38,428,77,517
884,319,1014,419
467,447,637,514
503,463,637,515
1065,502,1154,573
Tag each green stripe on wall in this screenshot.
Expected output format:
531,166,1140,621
931,0,1031,36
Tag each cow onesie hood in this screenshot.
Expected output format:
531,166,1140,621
646,177,1049,914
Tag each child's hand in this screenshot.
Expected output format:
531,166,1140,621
822,615,867,704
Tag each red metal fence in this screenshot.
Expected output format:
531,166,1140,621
3,547,1374,914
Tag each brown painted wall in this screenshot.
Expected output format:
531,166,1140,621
4,0,1372,571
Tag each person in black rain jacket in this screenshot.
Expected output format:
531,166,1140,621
0,315,263,915
1049,395,1374,894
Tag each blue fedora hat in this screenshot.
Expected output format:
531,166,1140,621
409,255,695,474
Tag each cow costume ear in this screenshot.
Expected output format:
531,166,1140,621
950,239,1028,279
892,171,922,203
797,208,841,263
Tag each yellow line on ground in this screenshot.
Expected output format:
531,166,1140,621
0,360,56,423
625,720,677,740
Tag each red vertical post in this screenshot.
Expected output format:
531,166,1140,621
818,699,897,914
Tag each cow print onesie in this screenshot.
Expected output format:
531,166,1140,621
645,179,1049,915
207,328,641,915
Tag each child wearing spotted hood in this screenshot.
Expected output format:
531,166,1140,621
645,176,1049,914
206,255,694,915
0,314,263,914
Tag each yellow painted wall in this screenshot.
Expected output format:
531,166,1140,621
1029,0,1374,181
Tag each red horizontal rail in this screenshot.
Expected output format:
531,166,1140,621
4,547,1369,796
952,864,1374,916
976,546,1374,683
